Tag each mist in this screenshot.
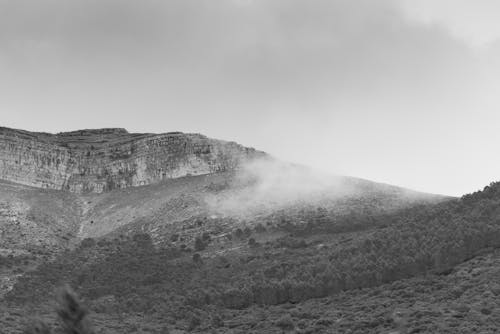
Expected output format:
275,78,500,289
204,158,343,217
204,157,425,218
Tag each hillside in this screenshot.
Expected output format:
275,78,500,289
77,161,445,242
0,127,454,333
5,181,500,333
0,180,82,253
0,128,445,254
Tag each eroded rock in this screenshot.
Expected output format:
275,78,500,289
0,127,264,193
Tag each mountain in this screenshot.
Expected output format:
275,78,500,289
0,126,264,193
0,126,445,253
0,126,453,333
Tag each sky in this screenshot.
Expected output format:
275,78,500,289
1,0,500,196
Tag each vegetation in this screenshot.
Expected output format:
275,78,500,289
24,286,94,334
6,182,500,332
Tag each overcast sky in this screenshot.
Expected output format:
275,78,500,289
1,0,500,196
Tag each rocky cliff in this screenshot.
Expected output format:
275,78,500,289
0,127,264,193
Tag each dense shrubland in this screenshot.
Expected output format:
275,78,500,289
0,254,34,270
7,182,500,331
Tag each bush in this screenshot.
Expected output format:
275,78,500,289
248,238,258,248
211,315,224,328
202,232,211,241
192,253,202,263
24,286,95,334
188,315,201,331
194,237,207,251
80,238,96,249
23,319,51,334
234,228,244,239
276,315,295,331
56,286,95,334
254,223,266,233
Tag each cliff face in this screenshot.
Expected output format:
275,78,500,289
0,127,264,193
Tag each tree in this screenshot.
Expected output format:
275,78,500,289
24,285,95,334
234,228,244,239
194,237,207,251
192,253,202,263
56,285,95,334
248,238,258,248
79,238,96,249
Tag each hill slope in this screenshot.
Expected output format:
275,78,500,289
77,160,445,242
5,181,500,333
0,126,454,333
0,127,446,254
0,180,82,254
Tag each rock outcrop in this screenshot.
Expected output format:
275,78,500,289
0,127,264,193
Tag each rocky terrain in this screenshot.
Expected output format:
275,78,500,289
0,127,263,193
9,126,497,334
0,127,442,252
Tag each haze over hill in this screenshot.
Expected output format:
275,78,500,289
0,126,445,251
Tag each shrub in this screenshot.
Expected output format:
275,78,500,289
234,228,244,239
254,223,266,233
276,315,295,331
202,232,211,242
80,238,96,249
24,285,95,334
211,315,224,328
192,253,202,263
248,238,258,248
194,237,207,252
56,285,95,334
23,319,51,334
132,233,154,248
188,315,201,331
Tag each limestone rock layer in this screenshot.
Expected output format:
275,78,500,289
0,127,264,193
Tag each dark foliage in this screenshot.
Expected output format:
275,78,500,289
56,286,95,334
194,237,207,251
10,182,500,330
23,320,51,334
24,286,94,334
192,253,202,263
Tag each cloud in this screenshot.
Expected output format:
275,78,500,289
0,0,471,93
0,0,499,196
399,0,500,47
204,157,346,217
